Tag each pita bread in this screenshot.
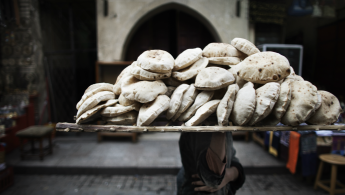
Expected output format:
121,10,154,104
165,86,176,97
307,91,342,125
76,100,118,124
202,43,241,57
84,83,113,94
287,74,304,82
172,57,209,81
247,82,280,125
229,65,248,88
100,104,138,117
113,65,133,95
119,93,136,106
272,79,292,119
238,52,291,84
217,84,239,126
305,92,322,121
174,48,202,70
77,83,113,110
166,84,190,120
76,91,115,118
230,82,256,126
162,77,187,87
172,84,198,121
281,81,318,126
289,66,296,76
254,112,280,126
185,100,221,126
178,90,214,121
238,51,248,60
137,50,174,73
131,61,171,81
137,95,170,126
121,75,167,103
315,92,322,110
231,38,260,56
118,94,141,111
195,67,235,90
208,57,241,65
105,111,138,125
254,79,291,126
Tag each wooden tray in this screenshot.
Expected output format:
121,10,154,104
56,123,345,133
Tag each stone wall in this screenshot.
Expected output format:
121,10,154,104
97,0,250,62
0,0,46,124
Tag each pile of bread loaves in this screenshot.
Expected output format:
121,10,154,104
75,38,342,127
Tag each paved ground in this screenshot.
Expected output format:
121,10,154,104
2,174,337,195
6,132,284,170
4,133,343,195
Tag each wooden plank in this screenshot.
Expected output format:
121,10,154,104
97,61,133,65
55,123,345,133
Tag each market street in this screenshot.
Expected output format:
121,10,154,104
2,174,334,195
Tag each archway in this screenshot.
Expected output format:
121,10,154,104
124,4,219,60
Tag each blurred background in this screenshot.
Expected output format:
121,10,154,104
0,0,345,194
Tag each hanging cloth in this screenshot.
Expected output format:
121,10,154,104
299,132,317,177
286,131,301,174
269,131,281,157
280,131,290,162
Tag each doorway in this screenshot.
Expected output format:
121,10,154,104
39,0,97,123
125,10,216,61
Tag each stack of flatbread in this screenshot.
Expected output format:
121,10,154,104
75,38,342,127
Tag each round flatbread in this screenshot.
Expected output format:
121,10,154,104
208,57,241,65
113,65,133,95
247,82,280,125
307,91,342,125
272,78,292,120
172,57,209,81
118,94,141,111
76,99,118,124
119,93,136,106
254,112,280,126
174,48,202,70
229,64,248,89
105,111,138,125
100,104,138,117
281,81,318,126
77,83,113,110
166,84,190,120
162,77,187,87
172,84,198,121
121,75,167,103
137,50,174,73
202,43,241,57
230,82,256,126
217,84,239,126
195,67,235,90
76,91,115,118
178,90,215,122
130,61,171,81
231,38,260,56
237,52,291,84
137,95,170,126
185,100,221,126
84,83,113,94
